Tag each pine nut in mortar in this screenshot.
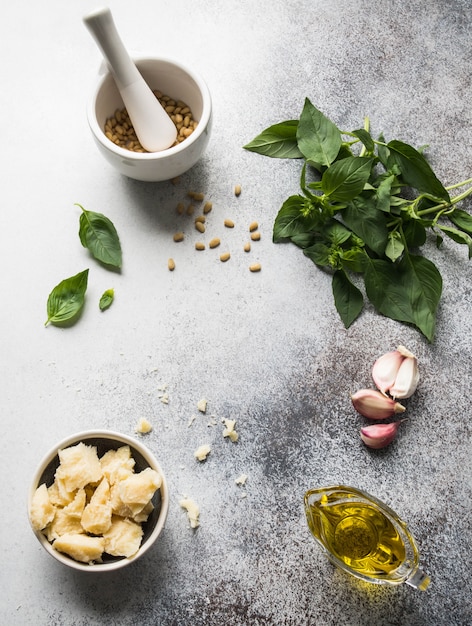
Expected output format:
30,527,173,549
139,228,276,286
104,91,198,153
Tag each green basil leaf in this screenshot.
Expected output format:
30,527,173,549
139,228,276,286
340,248,367,273
375,174,395,213
290,232,317,248
243,121,303,158
438,225,472,258
402,219,427,248
364,254,442,342
352,128,375,153
385,231,404,262
99,288,115,311
449,208,472,235
304,242,331,267
332,269,364,328
387,140,450,202
77,204,122,269
296,99,342,166
324,220,353,246
45,269,89,326
342,197,389,256
273,195,317,241
322,157,374,202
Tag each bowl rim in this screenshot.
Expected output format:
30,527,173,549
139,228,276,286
86,55,212,160
28,429,169,572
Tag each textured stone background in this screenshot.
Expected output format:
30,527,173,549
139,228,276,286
1,1,471,624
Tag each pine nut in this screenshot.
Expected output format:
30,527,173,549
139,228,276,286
251,232,261,241
249,263,261,272
176,202,185,214
194,215,206,224
234,184,242,196
188,191,205,201
173,232,184,242
220,252,231,262
186,204,195,216
168,258,176,271
249,221,258,232
195,221,205,233
203,202,213,214
224,219,235,228
195,242,205,251
209,238,221,248
244,242,251,252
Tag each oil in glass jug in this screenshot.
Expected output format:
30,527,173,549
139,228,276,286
304,485,430,590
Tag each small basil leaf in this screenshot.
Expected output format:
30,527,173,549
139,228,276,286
352,128,375,153
402,219,427,248
438,225,472,258
303,242,331,267
45,269,89,326
99,288,115,311
297,98,342,166
332,269,364,328
449,208,472,236
243,121,303,158
77,204,122,269
385,231,404,262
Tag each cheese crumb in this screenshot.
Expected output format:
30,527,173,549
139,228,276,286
188,414,197,427
223,419,239,442
180,498,200,528
197,398,207,413
235,474,248,486
136,418,152,434
159,393,169,404
194,444,211,462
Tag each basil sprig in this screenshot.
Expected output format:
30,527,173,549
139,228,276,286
45,269,89,326
244,99,472,341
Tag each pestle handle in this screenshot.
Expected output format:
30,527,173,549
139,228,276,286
83,7,177,152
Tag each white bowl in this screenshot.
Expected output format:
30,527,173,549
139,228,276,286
87,56,212,181
28,430,169,572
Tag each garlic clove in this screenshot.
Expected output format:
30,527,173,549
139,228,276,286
351,389,406,420
372,349,405,394
360,422,402,449
389,352,419,399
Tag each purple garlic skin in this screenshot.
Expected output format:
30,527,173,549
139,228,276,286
372,345,419,399
351,389,406,420
360,422,402,449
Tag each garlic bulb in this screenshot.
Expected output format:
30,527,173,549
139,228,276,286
351,389,406,420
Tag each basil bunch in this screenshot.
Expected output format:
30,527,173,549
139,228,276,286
244,99,472,341
45,206,121,326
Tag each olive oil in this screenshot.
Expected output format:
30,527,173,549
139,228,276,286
304,486,431,590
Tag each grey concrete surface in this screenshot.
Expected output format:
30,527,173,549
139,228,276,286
1,1,471,624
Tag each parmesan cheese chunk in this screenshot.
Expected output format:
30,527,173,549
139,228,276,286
180,497,200,528
194,444,211,462
197,398,207,413
53,533,105,563
30,483,55,531
81,478,112,535
46,488,86,541
223,419,239,442
103,516,143,557
100,446,135,486
136,417,153,434
118,468,161,508
55,442,103,492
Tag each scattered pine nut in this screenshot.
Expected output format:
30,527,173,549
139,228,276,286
176,202,185,215
171,177,181,185
209,237,221,248
195,242,205,251
244,242,251,252
249,263,261,272
168,258,176,271
195,221,206,233
173,232,184,242
224,219,235,228
249,221,258,232
234,184,242,196
188,191,205,201
251,232,261,241
220,252,231,262
203,201,213,214
194,215,206,224
186,204,195,216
